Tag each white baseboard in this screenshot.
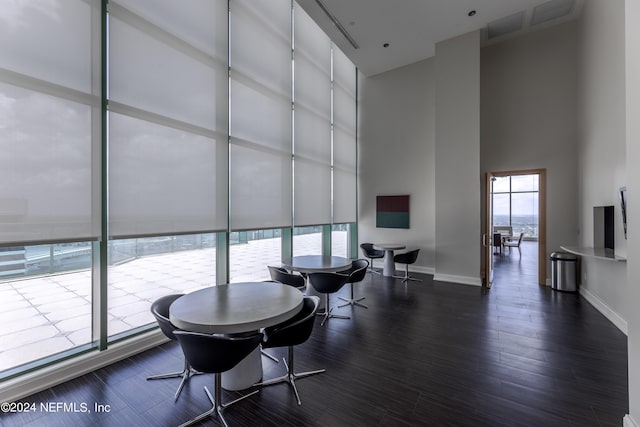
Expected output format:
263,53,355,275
411,265,435,275
370,261,435,276
579,287,628,335
624,414,639,427
433,273,482,287
0,330,168,403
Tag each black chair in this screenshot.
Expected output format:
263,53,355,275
360,243,383,274
173,331,263,427
338,259,370,309
268,265,306,291
263,266,307,363
308,272,350,326
146,294,201,401
260,265,307,363
493,232,503,256
254,296,325,406
393,249,422,283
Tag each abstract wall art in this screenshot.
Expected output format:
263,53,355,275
376,195,410,229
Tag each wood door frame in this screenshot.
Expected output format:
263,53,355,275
483,173,494,288
487,168,546,286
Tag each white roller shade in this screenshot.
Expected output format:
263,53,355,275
108,0,228,237
0,0,100,245
230,0,292,230
293,5,331,226
332,47,357,224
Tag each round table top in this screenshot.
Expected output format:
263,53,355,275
169,282,303,334
374,243,406,251
281,255,352,273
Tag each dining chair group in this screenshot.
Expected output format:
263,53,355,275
149,249,423,425
149,293,327,426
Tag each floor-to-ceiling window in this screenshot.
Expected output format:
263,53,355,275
0,0,101,375
492,174,539,239
331,224,350,258
107,1,228,339
229,229,281,282
0,0,357,381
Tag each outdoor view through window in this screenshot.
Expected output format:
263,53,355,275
492,174,539,238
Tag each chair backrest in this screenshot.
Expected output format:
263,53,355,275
173,330,263,374
150,294,184,341
262,296,320,349
346,259,369,284
505,232,525,247
268,265,305,288
308,272,349,294
360,243,384,258
394,249,420,265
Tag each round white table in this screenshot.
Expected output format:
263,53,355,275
170,282,303,390
281,255,352,308
373,243,406,277
281,255,352,273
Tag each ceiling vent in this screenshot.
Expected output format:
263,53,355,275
314,0,359,49
487,11,525,40
531,0,575,26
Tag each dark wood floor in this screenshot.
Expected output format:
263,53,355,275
3,243,628,426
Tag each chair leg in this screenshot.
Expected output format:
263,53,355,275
367,258,381,275
146,357,202,401
316,293,350,326
338,283,368,309
261,348,279,363
393,264,422,283
254,346,325,406
178,373,259,427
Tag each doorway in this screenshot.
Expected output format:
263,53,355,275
483,169,546,287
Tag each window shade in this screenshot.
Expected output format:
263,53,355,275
0,0,100,245
332,47,357,224
293,5,331,226
108,0,228,237
229,0,292,230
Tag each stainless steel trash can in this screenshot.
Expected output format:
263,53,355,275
550,251,579,292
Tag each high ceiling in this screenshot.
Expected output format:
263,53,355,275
296,0,583,76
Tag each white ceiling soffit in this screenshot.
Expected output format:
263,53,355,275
487,12,525,40
295,0,583,76
531,0,576,26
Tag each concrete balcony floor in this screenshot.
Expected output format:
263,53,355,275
1,232,347,373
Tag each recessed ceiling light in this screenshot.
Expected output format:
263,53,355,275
468,10,477,17
383,42,390,48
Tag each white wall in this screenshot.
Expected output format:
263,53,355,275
625,0,640,423
576,0,628,332
434,31,481,285
358,59,436,272
356,4,636,421
481,21,580,284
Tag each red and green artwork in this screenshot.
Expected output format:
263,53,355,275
376,195,410,229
